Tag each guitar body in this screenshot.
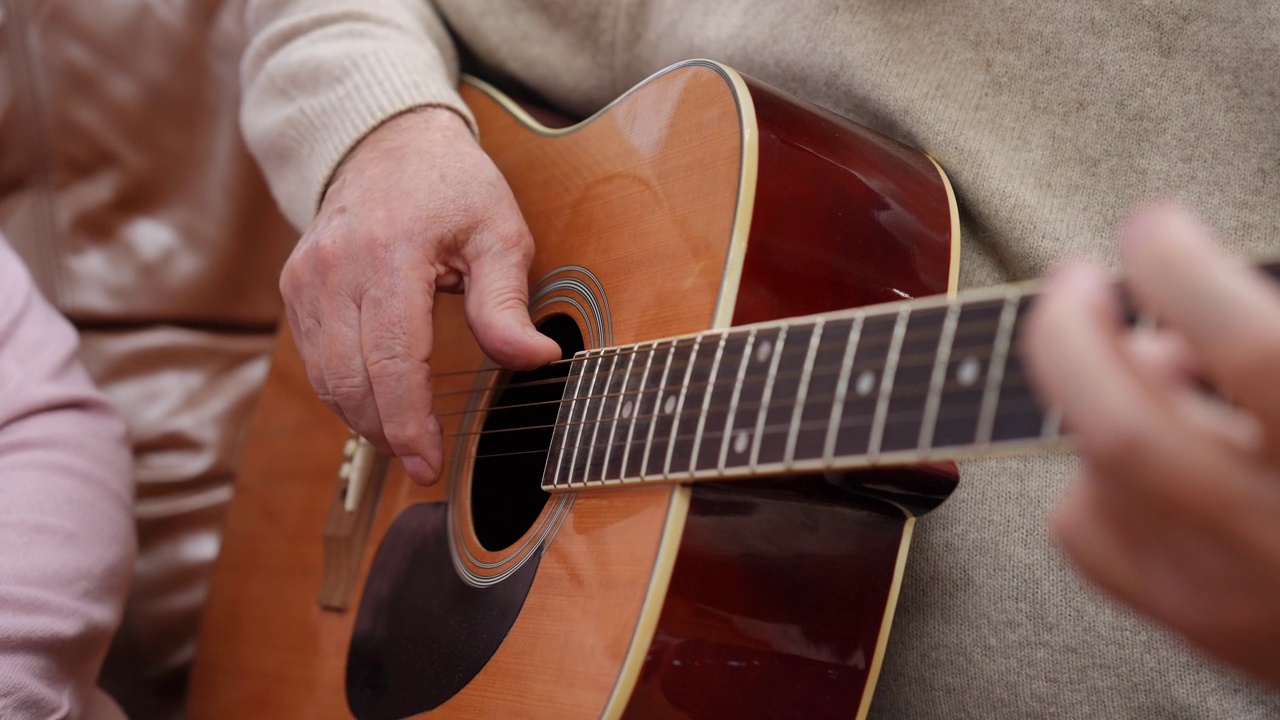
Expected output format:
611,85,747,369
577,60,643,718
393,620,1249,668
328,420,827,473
188,60,958,719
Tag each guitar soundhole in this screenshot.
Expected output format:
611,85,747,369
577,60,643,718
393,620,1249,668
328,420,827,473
471,314,583,551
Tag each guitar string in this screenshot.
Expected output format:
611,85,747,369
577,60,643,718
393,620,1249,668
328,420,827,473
435,340,1033,424
425,305,1003,380
431,310,1024,401
461,396,1050,464
455,392,1044,448
385,271,1280,463
442,363,1041,446
389,258,1280,392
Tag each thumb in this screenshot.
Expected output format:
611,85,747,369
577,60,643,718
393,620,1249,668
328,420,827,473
463,231,562,370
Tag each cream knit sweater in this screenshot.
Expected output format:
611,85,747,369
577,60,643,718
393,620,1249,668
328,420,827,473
241,1,1280,717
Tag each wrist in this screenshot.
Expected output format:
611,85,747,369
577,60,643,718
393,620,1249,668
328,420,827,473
325,105,477,205
386,105,476,139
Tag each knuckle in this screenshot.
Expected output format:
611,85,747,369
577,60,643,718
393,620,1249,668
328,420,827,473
498,226,536,260
364,345,412,380
381,416,428,453
282,238,345,293
278,256,308,298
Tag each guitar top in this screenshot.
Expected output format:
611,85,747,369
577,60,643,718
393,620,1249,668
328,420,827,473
188,59,961,719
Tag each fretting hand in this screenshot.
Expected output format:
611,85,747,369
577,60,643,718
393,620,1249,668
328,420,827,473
1022,204,1280,686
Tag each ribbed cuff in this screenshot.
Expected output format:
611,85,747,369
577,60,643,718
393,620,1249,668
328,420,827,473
244,24,475,230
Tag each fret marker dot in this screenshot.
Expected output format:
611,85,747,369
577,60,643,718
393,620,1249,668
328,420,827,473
732,429,751,455
855,369,877,397
621,400,634,419
755,339,773,363
664,395,677,414
956,357,981,387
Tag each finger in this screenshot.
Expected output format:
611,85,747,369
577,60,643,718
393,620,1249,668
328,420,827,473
284,295,350,426
1052,470,1153,609
1122,204,1280,436
319,298,389,452
463,226,561,370
361,268,442,485
1023,262,1158,477
1053,467,1230,633
283,302,322,396
1122,329,1261,451
1057,463,1280,686
1022,263,1243,522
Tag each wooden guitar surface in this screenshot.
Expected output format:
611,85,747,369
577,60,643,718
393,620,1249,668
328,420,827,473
188,60,957,719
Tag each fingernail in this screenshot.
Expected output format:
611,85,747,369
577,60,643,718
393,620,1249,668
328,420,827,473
401,455,438,485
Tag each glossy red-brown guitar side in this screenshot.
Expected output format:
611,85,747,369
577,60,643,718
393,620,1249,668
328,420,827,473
188,59,991,719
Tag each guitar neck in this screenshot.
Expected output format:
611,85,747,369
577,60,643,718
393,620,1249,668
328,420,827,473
541,261,1280,493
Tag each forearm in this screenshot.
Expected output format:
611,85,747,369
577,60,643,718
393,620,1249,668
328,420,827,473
242,0,473,230
0,240,135,719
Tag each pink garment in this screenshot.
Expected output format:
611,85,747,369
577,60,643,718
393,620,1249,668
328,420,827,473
0,237,134,719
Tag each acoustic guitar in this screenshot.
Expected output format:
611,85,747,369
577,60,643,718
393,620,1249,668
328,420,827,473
187,59,1070,719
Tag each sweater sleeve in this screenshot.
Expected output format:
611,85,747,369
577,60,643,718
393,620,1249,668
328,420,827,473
0,239,135,720
241,0,475,230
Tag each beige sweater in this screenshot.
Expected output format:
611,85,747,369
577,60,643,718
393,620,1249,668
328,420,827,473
241,1,1280,717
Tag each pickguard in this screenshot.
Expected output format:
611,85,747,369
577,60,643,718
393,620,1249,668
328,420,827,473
347,502,540,720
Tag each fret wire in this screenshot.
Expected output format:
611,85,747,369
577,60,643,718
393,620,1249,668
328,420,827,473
456,358,1046,445
483,380,1051,448
599,343,638,483
499,404,1039,466
557,267,1208,379
459,305,1049,409
717,328,757,475
555,392,1044,458
688,332,728,477
551,351,591,489
528,373,1063,479
663,334,704,478
498,395,1062,467
566,350,605,489
918,302,961,454
867,307,911,460
617,341,657,482
581,349,620,486
976,291,1022,445
749,326,788,469
784,317,825,467
822,314,864,465
548,394,1056,475
454,339,1038,422
525,291,1081,482
457,301,1041,402
639,339,679,480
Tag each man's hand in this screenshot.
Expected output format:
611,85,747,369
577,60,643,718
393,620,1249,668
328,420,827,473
281,107,561,485
1022,204,1280,686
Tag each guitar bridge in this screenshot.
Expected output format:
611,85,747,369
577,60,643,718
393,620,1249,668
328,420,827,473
317,432,389,611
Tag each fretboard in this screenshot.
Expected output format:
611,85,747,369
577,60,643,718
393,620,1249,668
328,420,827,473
541,261,1280,492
